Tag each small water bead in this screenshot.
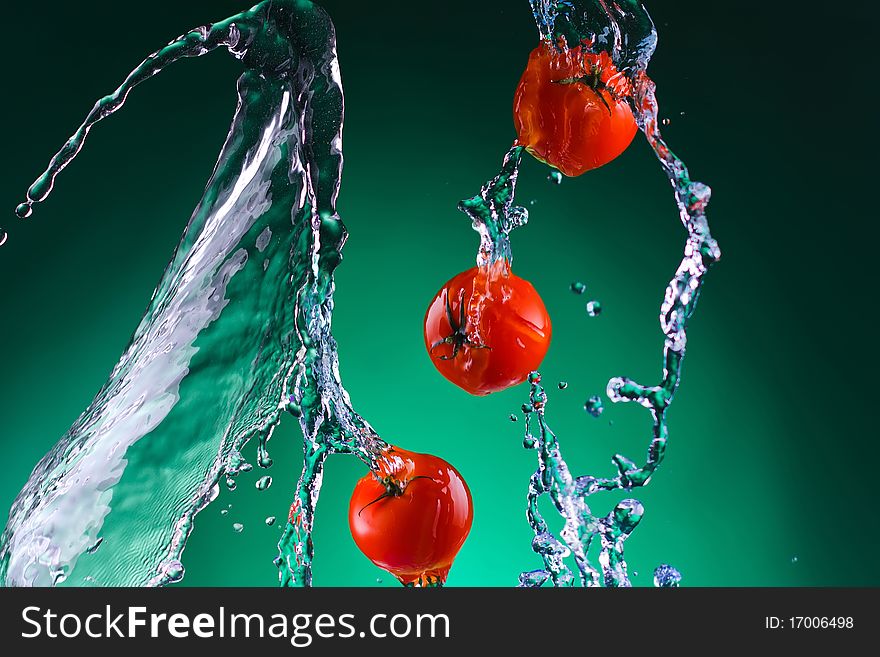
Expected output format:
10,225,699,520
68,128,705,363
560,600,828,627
220,509,228,516
584,395,604,417
558,381,568,390
791,556,798,564
160,559,185,583
521,403,533,413
586,300,602,317
509,414,518,422
257,445,274,469
225,476,237,491
661,117,671,126
376,577,383,584
523,434,538,449
0,228,7,247
528,371,541,384
570,281,586,295
15,202,32,219
653,564,682,588
548,170,563,184
232,523,244,533
265,516,276,526
255,475,272,491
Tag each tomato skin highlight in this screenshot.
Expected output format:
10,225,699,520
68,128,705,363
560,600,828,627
424,261,551,396
513,43,638,176
348,448,473,586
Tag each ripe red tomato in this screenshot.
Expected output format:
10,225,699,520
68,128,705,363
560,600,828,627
513,43,638,176
424,261,551,396
348,447,473,586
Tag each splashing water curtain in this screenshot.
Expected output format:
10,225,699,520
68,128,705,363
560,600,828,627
511,0,720,587
1,0,717,588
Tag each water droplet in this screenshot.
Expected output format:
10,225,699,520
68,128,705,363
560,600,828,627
791,556,798,564
509,414,518,422
86,537,104,554
584,395,604,417
528,371,541,384
225,476,237,491
160,559,185,583
558,381,568,390
265,516,276,526
653,564,682,587
661,117,671,126
376,577,383,584
255,226,272,252
570,281,586,295
256,475,273,491
508,205,529,227
0,228,7,247
220,509,228,516
586,300,602,317
679,111,686,117
548,170,563,184
521,403,533,413
239,462,253,473
15,202,32,219
529,199,537,206
232,523,244,533
523,434,538,449
258,445,274,469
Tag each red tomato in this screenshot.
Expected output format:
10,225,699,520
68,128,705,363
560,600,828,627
348,447,473,586
513,43,638,176
424,261,551,396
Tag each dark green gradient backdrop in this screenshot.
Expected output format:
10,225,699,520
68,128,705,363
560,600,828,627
1,1,876,586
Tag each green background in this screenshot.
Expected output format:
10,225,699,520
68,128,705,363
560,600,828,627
1,1,876,587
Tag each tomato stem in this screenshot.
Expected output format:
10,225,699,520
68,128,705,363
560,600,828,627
550,62,616,116
357,475,440,516
429,288,491,361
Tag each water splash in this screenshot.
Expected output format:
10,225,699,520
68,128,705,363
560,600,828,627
513,0,718,587
1,0,386,587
